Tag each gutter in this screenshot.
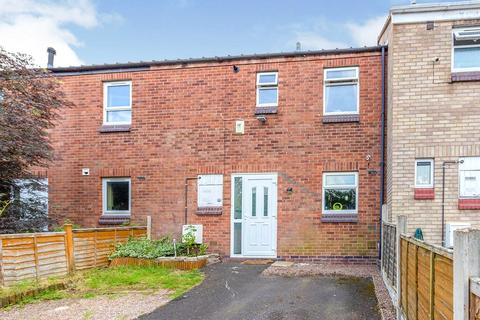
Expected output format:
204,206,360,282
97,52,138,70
379,46,387,259
49,46,384,74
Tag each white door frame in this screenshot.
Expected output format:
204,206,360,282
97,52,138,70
230,173,278,258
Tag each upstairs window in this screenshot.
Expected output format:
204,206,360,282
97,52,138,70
324,67,359,115
256,72,278,107
459,157,480,198
103,81,132,125
453,27,480,72
102,178,131,214
322,172,358,214
415,159,434,188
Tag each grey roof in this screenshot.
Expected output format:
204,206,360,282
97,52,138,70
49,46,385,74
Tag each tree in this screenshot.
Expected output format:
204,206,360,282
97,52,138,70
0,47,72,232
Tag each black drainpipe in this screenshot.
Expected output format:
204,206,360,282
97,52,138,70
379,46,386,259
184,177,198,225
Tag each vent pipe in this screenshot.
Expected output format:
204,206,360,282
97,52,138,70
47,47,56,68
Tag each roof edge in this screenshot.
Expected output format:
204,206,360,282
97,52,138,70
49,46,385,74
390,1,480,14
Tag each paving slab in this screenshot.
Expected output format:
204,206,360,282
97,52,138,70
271,261,295,267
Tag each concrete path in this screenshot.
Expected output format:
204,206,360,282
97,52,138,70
139,262,380,320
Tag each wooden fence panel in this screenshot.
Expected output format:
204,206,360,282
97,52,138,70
400,235,453,320
470,278,480,320
0,226,147,286
0,233,68,286
433,255,453,320
381,222,397,288
72,227,146,270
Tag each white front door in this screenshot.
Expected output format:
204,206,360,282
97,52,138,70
231,174,277,258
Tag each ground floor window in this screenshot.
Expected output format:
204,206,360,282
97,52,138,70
322,172,358,214
415,159,434,188
102,178,131,214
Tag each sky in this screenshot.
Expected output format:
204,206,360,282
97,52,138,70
0,0,463,67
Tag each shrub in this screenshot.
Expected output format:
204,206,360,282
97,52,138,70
109,236,209,259
110,237,176,259
52,219,82,232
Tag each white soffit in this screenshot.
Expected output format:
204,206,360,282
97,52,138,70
390,1,480,24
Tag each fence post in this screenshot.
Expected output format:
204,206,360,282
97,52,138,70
64,224,75,274
396,215,407,319
147,216,152,240
453,228,480,320
0,239,4,286
33,234,39,280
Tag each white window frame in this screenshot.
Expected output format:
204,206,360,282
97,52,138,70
459,157,480,199
452,27,480,73
256,72,278,107
415,159,434,188
323,67,359,116
103,81,132,125
322,172,358,215
102,177,131,215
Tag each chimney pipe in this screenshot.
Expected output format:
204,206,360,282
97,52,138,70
47,47,56,68
296,42,301,51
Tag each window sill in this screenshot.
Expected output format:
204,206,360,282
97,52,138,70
98,214,131,225
98,124,131,133
255,106,278,115
458,198,480,210
323,114,359,124
321,213,358,223
414,188,435,200
196,207,223,215
451,71,480,82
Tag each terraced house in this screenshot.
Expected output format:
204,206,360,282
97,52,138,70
45,46,386,262
379,0,480,247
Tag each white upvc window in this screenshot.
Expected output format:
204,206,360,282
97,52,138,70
415,159,434,188
322,172,358,214
197,174,223,208
103,81,132,125
256,72,278,107
102,178,131,215
459,157,480,198
323,67,359,115
452,27,480,72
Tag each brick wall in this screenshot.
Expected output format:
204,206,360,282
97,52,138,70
48,50,383,259
381,19,480,244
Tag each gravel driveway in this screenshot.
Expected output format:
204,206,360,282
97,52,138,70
0,289,171,320
139,262,381,320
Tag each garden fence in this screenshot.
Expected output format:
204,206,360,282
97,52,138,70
381,221,397,289
399,235,453,320
0,225,147,286
383,215,480,320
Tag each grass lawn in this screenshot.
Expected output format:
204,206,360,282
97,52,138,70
0,265,204,307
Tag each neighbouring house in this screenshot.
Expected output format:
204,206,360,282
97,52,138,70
378,1,480,247
45,47,385,261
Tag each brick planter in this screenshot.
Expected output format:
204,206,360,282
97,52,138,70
109,256,208,270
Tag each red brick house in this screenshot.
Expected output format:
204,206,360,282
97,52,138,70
46,46,385,262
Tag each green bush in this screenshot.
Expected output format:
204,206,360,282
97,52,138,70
109,236,208,259
52,219,82,232
110,237,177,259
